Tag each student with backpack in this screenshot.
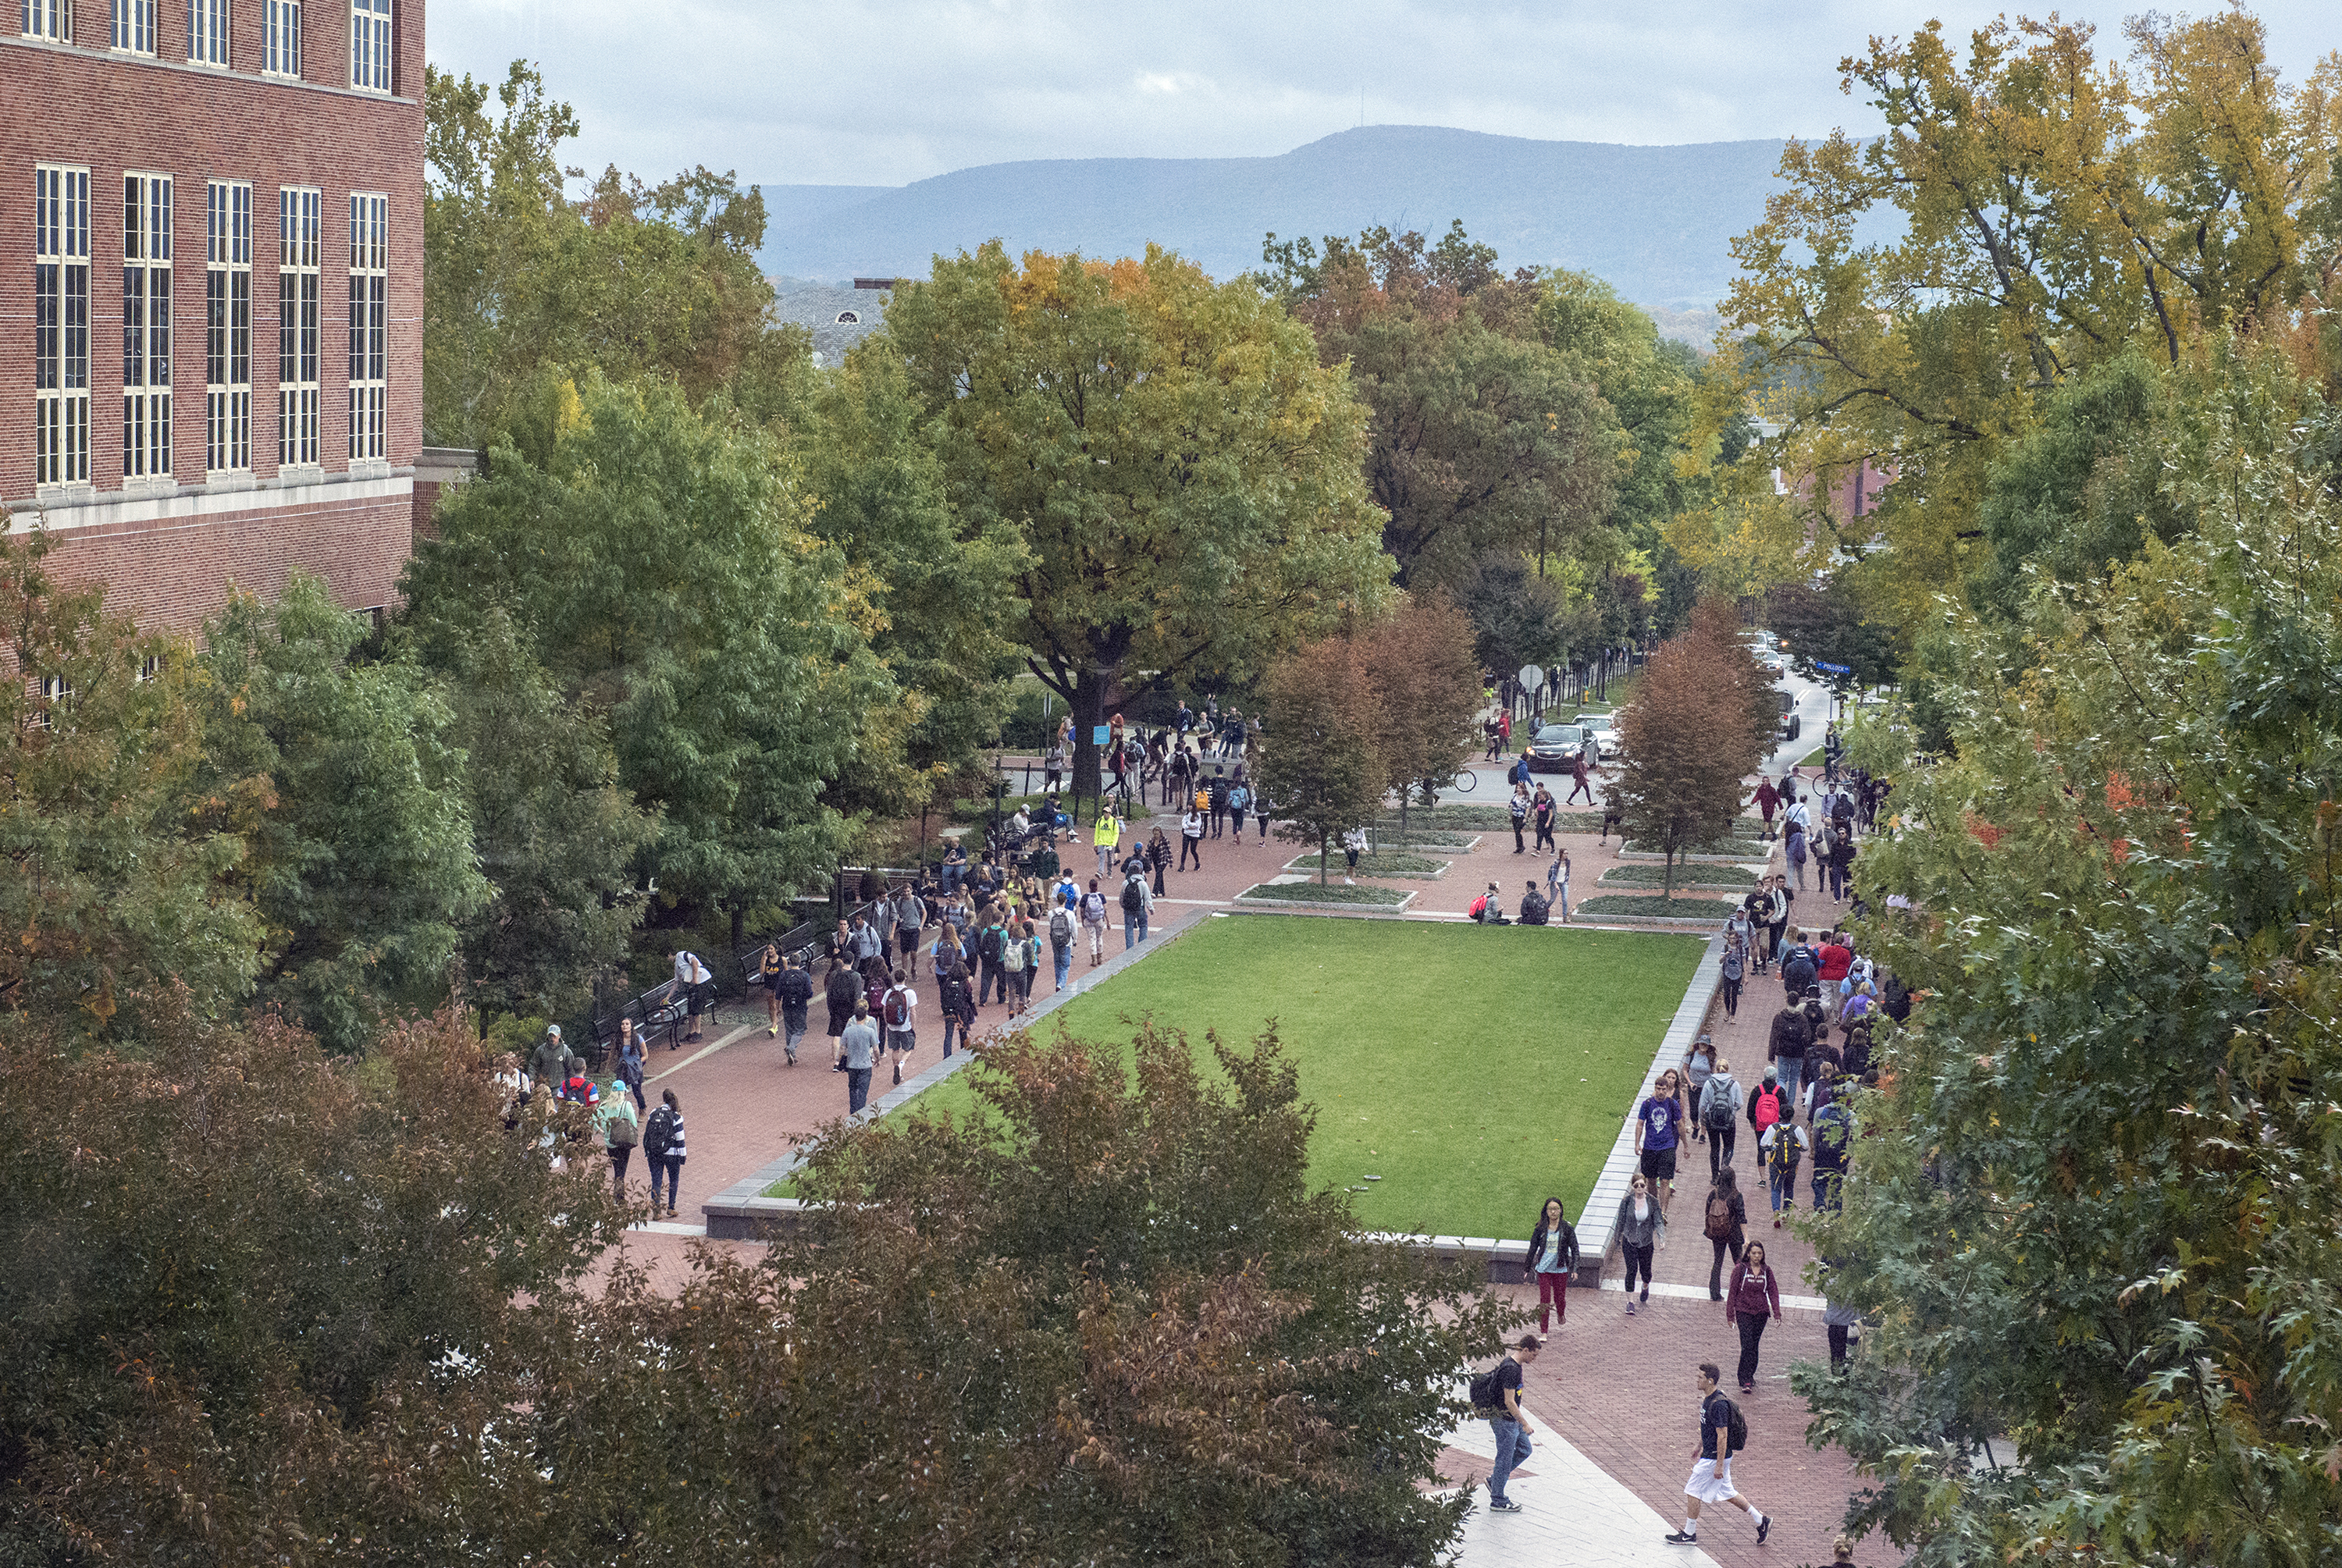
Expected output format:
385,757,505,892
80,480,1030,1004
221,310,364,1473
1682,1036,1717,1146
1665,1360,1771,1545
1700,1055,1742,1177
1469,1334,1543,1513
1767,993,1813,1113
1701,1165,1749,1301
1080,879,1112,965
1047,899,1077,992
1785,819,1809,891
1524,1198,1579,1333
642,1090,685,1221
1746,1065,1787,1143
823,955,860,1058
997,919,1030,1014
1207,768,1232,838
774,954,813,1068
840,1001,881,1115
1760,1116,1809,1223
1119,867,1152,948
939,963,976,1058
881,969,918,1083
1517,880,1550,925
1724,1243,1785,1395
598,1089,639,1200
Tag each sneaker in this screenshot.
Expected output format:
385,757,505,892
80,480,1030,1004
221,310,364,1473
1664,1531,1698,1545
1487,1497,1522,1513
1756,1513,1771,1544
1774,1216,1784,1228
1625,1300,1636,1316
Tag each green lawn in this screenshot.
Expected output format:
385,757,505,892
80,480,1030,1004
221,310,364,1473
1235,882,1411,906
1600,863,1760,888
797,917,1704,1239
1574,894,1739,919
1284,850,1450,879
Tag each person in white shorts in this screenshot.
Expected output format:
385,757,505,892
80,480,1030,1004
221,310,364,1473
1667,1360,1770,1547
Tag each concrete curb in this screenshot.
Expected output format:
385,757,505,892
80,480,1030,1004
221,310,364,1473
701,905,1215,1235
1572,923,1727,1277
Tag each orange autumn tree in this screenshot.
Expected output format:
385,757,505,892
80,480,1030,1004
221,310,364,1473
1611,602,1773,895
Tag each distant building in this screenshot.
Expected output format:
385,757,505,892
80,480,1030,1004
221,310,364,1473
2,0,425,630
770,279,891,368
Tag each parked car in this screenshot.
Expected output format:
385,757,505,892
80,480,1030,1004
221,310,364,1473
1775,689,1802,742
1575,712,1622,760
1525,724,1598,773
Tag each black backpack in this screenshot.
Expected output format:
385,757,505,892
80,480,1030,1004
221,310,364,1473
642,1106,675,1157
1468,1367,1504,1410
1881,972,1913,1022
1120,877,1143,913
979,925,1004,965
1725,1397,1750,1452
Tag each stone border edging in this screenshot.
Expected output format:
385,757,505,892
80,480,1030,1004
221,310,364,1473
1233,887,1419,912
700,905,1216,1228
1571,924,1727,1277
1614,847,1771,865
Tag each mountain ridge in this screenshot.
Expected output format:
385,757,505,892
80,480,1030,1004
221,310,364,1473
755,126,1791,325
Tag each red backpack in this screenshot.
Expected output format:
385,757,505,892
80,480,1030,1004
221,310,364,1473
1753,1085,1783,1131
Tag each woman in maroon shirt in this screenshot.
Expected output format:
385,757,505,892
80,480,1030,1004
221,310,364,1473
1724,1241,1785,1394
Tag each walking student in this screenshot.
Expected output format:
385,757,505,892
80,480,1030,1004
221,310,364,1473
1180,802,1206,870
1532,785,1557,852
1047,898,1077,993
1525,1198,1579,1333
1119,866,1152,948
1566,751,1594,805
841,1001,881,1115
1720,930,1747,1021
1636,1069,1685,1202
774,952,812,1066
642,1090,685,1221
1760,1111,1809,1223
1724,1241,1785,1394
1092,808,1122,880
1080,879,1111,965
1614,1175,1665,1315
598,1089,639,1200
1700,1056,1742,1177
1508,787,1529,853
1702,1165,1748,1301
1477,1333,1543,1513
1664,1361,1771,1545
881,969,918,1083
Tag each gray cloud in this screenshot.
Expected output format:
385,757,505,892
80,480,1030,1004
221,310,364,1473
429,1,2339,188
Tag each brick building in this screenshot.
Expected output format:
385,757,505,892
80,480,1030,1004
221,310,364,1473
2,0,423,631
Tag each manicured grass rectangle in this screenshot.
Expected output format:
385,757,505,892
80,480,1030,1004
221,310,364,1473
842,917,1705,1241
1236,883,1412,906
1574,894,1739,919
1600,863,1759,887
1283,850,1450,879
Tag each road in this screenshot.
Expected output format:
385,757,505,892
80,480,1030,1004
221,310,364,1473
1763,672,1831,777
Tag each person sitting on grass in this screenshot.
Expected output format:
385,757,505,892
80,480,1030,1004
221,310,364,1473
1470,882,1511,925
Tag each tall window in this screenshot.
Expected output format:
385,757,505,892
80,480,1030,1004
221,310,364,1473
262,0,297,74
277,187,319,469
188,0,225,62
112,0,151,49
22,0,70,40
34,166,91,489
348,0,387,90
123,173,173,480
206,180,251,475
347,193,386,462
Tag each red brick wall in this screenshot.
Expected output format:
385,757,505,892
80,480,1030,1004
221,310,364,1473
46,489,411,632
0,3,425,628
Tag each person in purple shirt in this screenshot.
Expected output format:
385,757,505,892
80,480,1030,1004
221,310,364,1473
1635,1068,1686,1204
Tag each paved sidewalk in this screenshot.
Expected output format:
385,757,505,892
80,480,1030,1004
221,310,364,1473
1438,1413,1724,1567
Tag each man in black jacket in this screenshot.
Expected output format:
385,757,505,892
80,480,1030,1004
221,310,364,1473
775,955,813,1066
1208,767,1231,838
1518,881,1550,926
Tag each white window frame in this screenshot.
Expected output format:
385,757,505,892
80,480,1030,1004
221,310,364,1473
206,180,252,476
123,172,174,482
262,0,297,75
35,165,91,490
187,0,226,63
112,0,152,51
348,0,387,91
277,187,319,471
347,192,386,463
22,0,71,41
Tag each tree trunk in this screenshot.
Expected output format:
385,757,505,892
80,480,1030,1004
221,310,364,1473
1071,667,1107,820
1320,834,1329,884
1663,848,1677,898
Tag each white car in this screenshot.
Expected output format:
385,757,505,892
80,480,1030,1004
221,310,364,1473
1574,712,1622,760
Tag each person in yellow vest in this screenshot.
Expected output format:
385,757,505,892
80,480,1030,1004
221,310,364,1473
1092,805,1122,880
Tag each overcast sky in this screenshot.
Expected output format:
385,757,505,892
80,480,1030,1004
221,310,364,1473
429,1,2337,189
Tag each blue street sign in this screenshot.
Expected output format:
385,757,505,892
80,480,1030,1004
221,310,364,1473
1092,725,1111,745
1813,661,1852,674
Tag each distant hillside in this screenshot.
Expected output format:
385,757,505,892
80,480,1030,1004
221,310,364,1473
755,126,1793,323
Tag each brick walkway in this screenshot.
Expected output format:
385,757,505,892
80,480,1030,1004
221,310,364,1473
593,685,1880,1564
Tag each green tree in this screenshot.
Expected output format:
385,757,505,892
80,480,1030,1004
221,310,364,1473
1262,223,1622,587
430,610,657,1032
515,1020,1513,1563
0,532,262,1042
1713,10,2342,628
401,372,894,947
1453,553,1574,678
423,60,804,447
1258,635,1387,882
783,338,1031,813
887,244,1392,804
0,1000,627,1559
201,575,487,1055
1795,365,2342,1563
1611,605,1767,893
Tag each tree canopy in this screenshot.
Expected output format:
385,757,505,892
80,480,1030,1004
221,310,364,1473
886,243,1391,800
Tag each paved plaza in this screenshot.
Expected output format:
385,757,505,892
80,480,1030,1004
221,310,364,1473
604,688,1875,1564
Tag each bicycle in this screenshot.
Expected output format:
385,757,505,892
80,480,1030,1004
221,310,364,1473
1435,765,1478,795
